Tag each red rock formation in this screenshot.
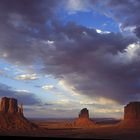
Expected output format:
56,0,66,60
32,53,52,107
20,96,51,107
0,97,10,113
118,102,140,129
0,97,19,114
79,108,89,118
124,102,140,120
73,108,95,128
0,97,39,132
8,98,18,113
18,104,23,116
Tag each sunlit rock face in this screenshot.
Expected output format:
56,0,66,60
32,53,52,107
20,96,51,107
124,102,140,120
73,108,95,128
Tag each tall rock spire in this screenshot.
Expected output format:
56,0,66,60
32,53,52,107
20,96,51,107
18,103,23,116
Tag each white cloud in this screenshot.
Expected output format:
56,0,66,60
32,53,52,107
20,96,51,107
82,31,88,36
93,108,123,114
42,84,54,91
15,89,30,95
80,97,118,106
96,29,110,34
55,99,70,105
41,40,54,45
47,40,54,45
121,25,136,33
111,42,140,64
0,52,8,58
16,89,30,93
58,79,80,96
125,43,140,59
15,73,38,80
66,0,90,14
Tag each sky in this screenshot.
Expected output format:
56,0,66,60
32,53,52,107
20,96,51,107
0,0,140,119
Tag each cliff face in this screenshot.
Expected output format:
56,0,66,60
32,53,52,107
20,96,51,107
73,108,95,128
124,102,140,120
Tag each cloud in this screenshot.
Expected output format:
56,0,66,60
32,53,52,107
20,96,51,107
16,89,30,93
0,83,41,105
65,0,90,14
25,107,79,118
94,108,122,114
88,0,140,38
79,97,117,106
1,21,139,104
55,99,70,105
96,29,110,34
42,84,55,91
39,23,138,104
112,43,140,64
0,0,61,65
15,73,38,80
0,0,58,24
0,0,140,106
0,70,4,75
134,26,140,38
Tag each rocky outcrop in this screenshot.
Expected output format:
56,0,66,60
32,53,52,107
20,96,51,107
18,104,23,116
73,108,95,128
79,108,89,118
8,98,18,113
118,102,140,129
0,97,39,132
0,97,9,113
0,97,23,115
124,102,140,120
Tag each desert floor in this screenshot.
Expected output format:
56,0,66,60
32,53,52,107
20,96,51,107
1,119,140,140
31,119,140,139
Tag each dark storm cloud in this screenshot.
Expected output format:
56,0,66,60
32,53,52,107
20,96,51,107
134,26,140,39
0,0,140,104
0,0,61,64
0,0,58,23
107,0,140,38
40,23,139,104
0,83,41,105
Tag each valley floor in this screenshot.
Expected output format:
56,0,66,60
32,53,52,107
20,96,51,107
1,119,140,140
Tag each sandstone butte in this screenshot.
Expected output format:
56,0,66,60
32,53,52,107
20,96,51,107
119,101,140,128
73,108,95,128
0,97,38,132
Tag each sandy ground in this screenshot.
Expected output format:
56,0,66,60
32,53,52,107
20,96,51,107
30,119,140,140
1,119,140,139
